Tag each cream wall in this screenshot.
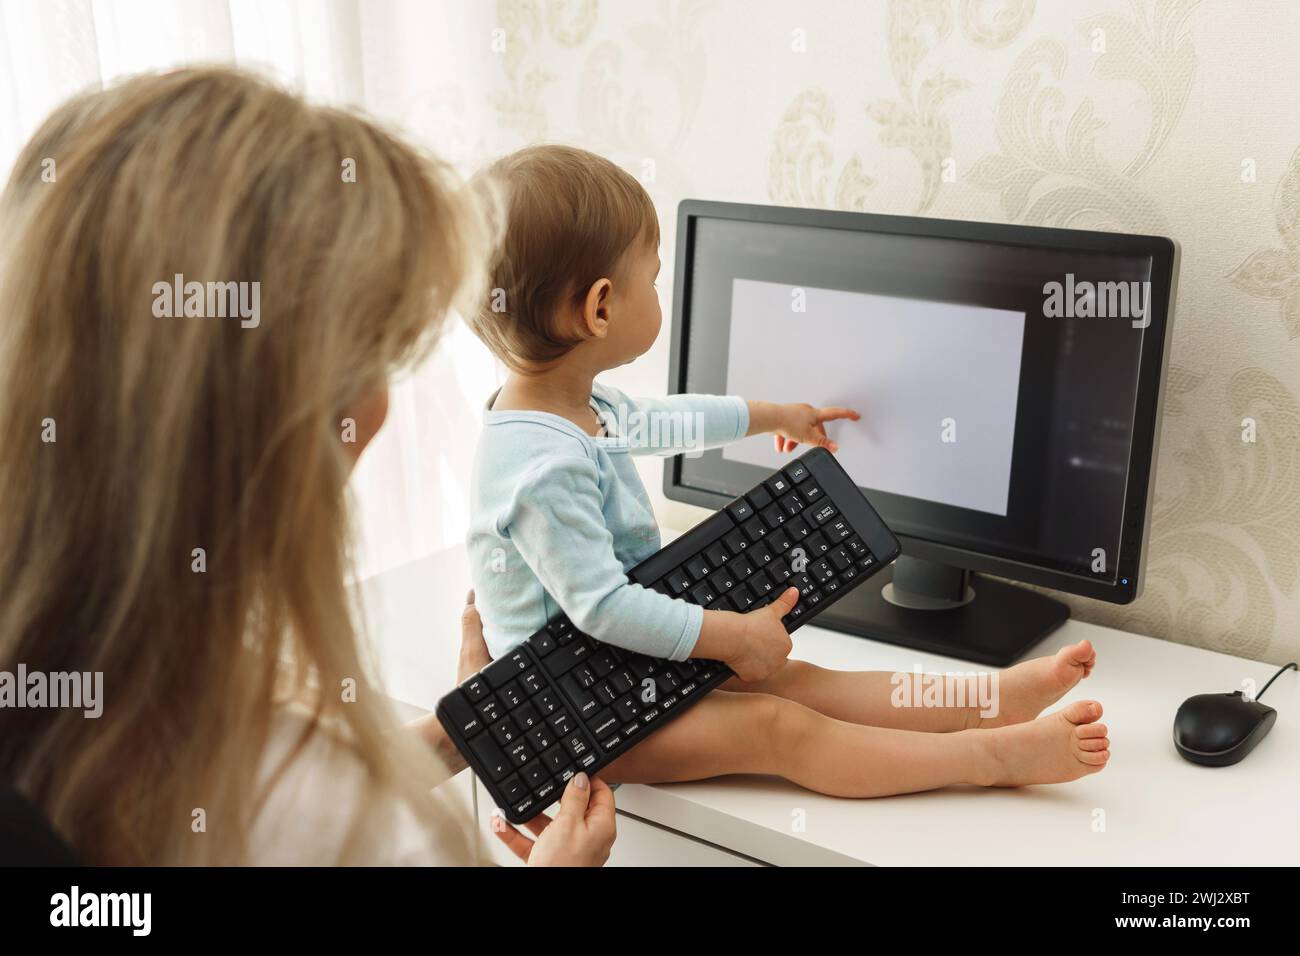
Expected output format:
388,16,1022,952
402,0,1299,663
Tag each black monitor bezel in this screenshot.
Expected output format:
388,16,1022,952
663,199,1178,605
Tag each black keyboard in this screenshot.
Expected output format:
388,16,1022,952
437,447,900,823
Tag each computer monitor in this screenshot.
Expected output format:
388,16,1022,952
664,200,1179,665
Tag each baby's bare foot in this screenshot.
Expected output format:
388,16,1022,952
978,639,1096,728
977,699,1110,786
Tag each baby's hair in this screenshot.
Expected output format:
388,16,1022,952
469,144,659,372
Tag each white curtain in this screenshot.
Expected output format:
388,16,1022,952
0,0,507,580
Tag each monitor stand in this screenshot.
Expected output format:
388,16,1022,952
816,554,1069,666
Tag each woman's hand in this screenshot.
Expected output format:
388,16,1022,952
457,589,492,682
493,772,617,867
407,590,493,772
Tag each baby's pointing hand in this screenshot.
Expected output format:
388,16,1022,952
773,403,860,455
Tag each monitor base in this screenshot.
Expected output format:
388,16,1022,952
814,558,1070,667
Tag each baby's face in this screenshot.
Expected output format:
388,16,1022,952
605,241,662,366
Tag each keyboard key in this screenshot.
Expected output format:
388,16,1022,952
779,492,804,516
729,589,756,611
828,546,853,572
541,746,567,773
749,540,775,566
534,779,559,803
520,669,545,695
441,692,484,738
690,582,719,605
548,710,575,736
765,473,793,497
684,554,711,581
810,503,837,526
593,682,617,706
526,724,555,752
805,532,831,556
505,740,531,767
588,650,617,677
723,529,749,553
476,696,503,724
704,542,730,567
747,485,773,510
462,677,490,702
788,516,813,540
545,640,590,677
588,710,619,739
613,696,642,722
520,761,547,787
827,518,853,541
709,569,736,594
483,650,530,688
727,553,756,582
512,701,541,730
626,656,658,679
534,690,562,715
846,537,868,557
768,527,794,553
786,460,810,483
607,668,634,694
801,481,824,503
760,503,787,528
498,681,525,709
665,567,692,595
490,717,521,746
726,498,754,522
532,631,557,657
810,559,835,584
563,732,593,761
469,736,511,782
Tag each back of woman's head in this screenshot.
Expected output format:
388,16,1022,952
0,67,492,863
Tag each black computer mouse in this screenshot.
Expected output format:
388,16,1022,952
1173,691,1277,766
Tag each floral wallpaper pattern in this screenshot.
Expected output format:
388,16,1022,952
463,0,1300,662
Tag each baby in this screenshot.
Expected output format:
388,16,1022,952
464,144,1109,798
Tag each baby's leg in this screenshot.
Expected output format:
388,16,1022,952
599,689,1108,797
718,640,1098,732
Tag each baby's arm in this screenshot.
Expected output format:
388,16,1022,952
506,456,796,679
600,385,859,457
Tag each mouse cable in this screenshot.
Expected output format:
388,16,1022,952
1255,661,1298,701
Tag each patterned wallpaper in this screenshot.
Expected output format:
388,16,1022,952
414,0,1300,662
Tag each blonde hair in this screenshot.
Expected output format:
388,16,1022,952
0,67,494,864
468,144,659,372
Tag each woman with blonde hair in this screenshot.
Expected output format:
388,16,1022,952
0,67,614,866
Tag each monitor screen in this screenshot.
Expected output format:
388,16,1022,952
674,213,1159,587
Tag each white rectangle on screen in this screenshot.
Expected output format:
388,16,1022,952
722,278,1025,516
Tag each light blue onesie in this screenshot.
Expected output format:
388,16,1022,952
468,383,749,661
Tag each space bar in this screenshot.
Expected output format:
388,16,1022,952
628,510,734,586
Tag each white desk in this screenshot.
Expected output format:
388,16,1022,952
357,545,1300,867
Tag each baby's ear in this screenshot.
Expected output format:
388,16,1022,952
579,277,613,338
